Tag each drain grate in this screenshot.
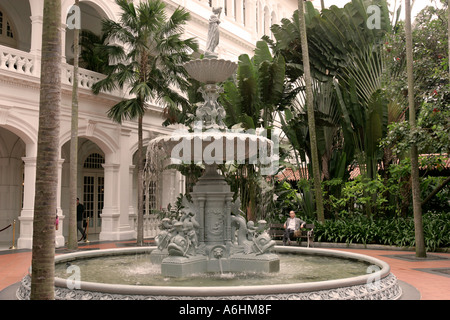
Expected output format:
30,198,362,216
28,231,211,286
381,254,450,262
414,268,450,278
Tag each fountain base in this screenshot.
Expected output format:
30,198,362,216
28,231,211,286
159,253,280,277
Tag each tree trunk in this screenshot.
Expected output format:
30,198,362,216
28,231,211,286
421,176,450,208
298,0,325,223
30,0,61,300
68,0,80,250
405,0,426,258
136,115,144,246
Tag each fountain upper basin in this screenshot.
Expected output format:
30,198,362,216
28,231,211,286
149,130,275,164
183,58,237,84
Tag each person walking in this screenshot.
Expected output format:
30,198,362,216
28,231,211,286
77,198,86,241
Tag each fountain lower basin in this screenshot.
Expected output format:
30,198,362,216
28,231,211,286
16,246,402,300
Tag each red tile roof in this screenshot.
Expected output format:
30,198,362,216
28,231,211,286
275,154,450,182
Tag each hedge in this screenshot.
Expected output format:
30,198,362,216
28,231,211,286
312,211,449,251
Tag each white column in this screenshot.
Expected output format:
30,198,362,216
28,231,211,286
99,163,120,240
161,169,177,209
246,0,257,39
257,1,264,38
29,15,43,76
226,0,234,19
128,165,137,235
29,0,44,76
61,22,67,63
235,0,243,24
17,157,36,249
177,171,185,196
29,15,43,56
116,129,135,240
55,159,65,247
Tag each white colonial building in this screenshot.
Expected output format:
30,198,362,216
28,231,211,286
0,0,300,248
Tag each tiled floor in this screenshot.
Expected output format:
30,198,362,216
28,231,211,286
332,248,450,300
0,241,449,300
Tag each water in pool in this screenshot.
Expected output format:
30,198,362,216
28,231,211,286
55,253,372,287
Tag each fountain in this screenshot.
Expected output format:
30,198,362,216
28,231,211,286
15,7,402,300
146,6,279,277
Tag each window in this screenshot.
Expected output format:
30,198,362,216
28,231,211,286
0,9,17,47
144,180,158,214
83,153,105,169
0,11,3,35
243,0,246,25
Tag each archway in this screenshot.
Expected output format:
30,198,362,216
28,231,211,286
61,138,105,238
0,0,31,51
64,0,109,69
0,127,25,244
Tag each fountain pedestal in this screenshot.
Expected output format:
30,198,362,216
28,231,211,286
159,164,279,277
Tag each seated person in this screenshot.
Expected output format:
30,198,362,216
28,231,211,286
283,210,306,245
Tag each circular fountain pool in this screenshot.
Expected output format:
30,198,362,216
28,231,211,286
16,246,402,300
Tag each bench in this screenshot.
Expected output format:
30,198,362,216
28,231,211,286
268,223,315,248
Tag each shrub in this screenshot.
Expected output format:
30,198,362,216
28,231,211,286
313,211,449,251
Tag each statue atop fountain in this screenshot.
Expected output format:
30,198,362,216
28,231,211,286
147,8,279,277
205,7,222,58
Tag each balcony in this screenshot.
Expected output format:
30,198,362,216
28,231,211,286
0,44,112,95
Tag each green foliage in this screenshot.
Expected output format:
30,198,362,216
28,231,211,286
314,211,450,251
384,4,449,107
321,155,450,218
78,29,110,73
220,40,288,130
272,182,301,220
323,174,394,217
381,4,449,157
268,0,392,192
380,101,450,156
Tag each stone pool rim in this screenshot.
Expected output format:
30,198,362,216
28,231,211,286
17,246,402,300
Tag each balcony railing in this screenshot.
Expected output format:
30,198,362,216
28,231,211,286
0,44,119,96
64,64,105,90
0,46,35,76
133,213,161,239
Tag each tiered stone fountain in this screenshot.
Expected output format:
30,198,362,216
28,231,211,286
147,8,279,276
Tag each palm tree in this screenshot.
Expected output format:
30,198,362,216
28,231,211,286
92,0,198,245
68,0,80,251
404,0,426,258
30,0,62,300
297,0,324,223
